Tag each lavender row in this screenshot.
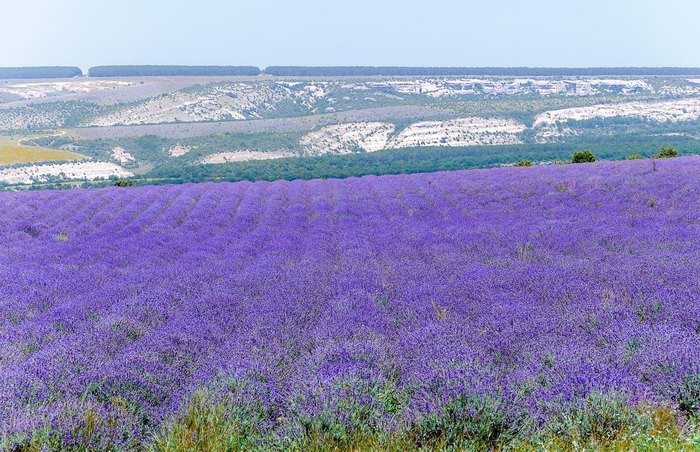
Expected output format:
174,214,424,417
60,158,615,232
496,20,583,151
1,158,699,446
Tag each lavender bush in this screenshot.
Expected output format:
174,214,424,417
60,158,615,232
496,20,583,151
1,157,699,449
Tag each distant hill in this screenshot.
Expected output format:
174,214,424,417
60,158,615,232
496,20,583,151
0,67,83,79
88,65,261,77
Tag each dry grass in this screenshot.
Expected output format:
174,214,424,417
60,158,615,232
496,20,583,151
0,144,86,165
0,136,86,166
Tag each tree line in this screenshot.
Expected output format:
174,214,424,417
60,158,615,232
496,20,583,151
0,67,83,79
263,66,700,77
5,66,700,80
139,137,698,186
87,66,261,77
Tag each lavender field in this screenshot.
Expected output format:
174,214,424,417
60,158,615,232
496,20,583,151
2,158,700,449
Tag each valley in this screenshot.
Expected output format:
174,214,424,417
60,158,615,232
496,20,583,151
1,72,700,188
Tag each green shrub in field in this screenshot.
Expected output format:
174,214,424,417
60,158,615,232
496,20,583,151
657,146,679,159
571,150,596,163
675,374,700,415
7,392,699,451
55,231,69,242
545,393,646,443
627,154,643,160
514,160,533,167
409,395,512,449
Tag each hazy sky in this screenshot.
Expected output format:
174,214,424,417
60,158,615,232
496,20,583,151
2,0,699,70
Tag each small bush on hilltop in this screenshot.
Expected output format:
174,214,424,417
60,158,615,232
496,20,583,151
571,150,596,164
114,179,135,187
657,146,679,159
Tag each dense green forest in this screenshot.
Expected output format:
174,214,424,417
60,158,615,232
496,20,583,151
8,133,700,191
0,67,83,79
87,66,261,77
263,66,700,77
134,133,700,186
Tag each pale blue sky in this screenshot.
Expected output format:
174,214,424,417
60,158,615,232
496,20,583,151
1,0,699,70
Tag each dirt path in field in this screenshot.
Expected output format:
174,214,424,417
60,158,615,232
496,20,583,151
16,130,67,147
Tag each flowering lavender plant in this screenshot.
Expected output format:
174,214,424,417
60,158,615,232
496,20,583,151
1,157,699,449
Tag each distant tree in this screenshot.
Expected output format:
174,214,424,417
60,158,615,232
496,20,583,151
114,179,135,187
135,135,165,153
656,146,679,159
571,150,596,163
514,160,533,167
627,154,643,160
